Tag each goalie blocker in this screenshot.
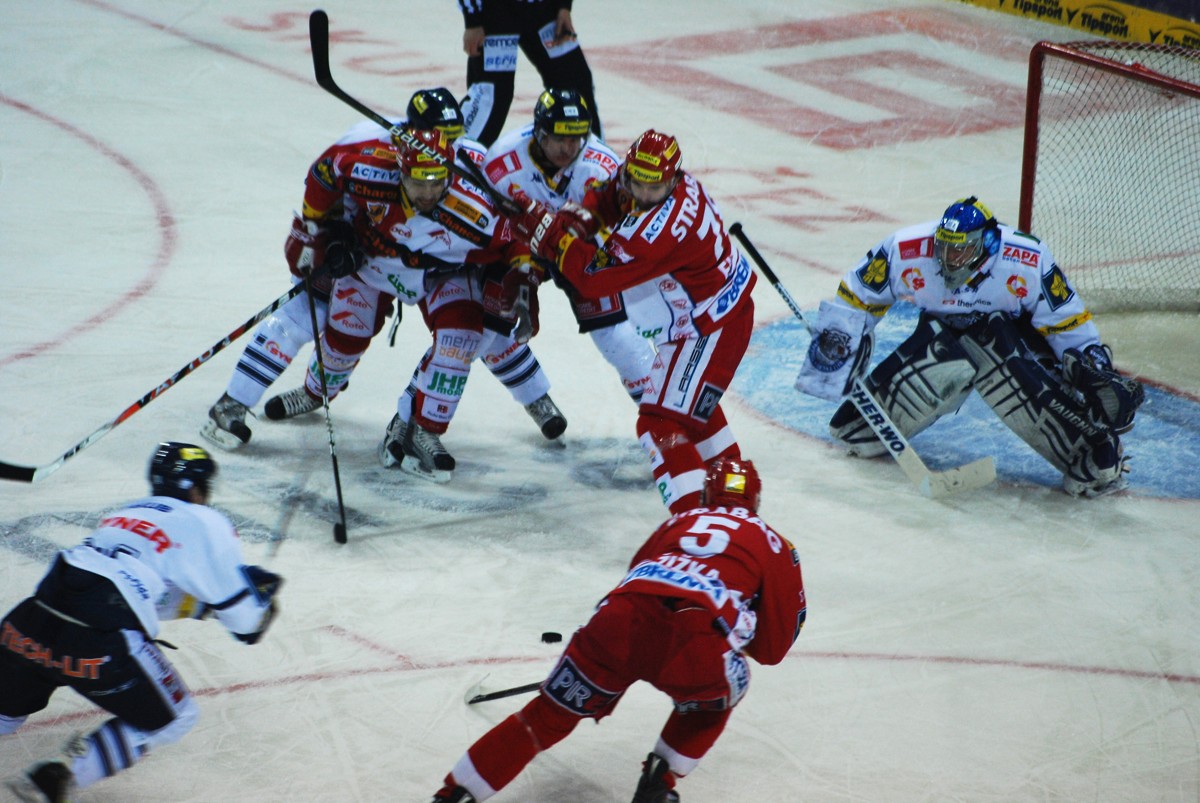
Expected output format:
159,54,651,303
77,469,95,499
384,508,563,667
824,310,1143,497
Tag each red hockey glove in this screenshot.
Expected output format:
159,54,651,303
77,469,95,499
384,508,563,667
284,214,329,278
500,259,542,343
557,200,600,240
512,192,574,261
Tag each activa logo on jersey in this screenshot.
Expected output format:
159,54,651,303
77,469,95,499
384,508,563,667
544,656,619,716
350,163,399,183
642,201,673,243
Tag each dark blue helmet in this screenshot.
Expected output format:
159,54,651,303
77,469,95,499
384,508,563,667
934,196,999,289
533,88,591,139
406,87,464,142
149,442,217,500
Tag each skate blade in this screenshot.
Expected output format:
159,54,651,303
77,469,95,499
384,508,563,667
399,455,452,484
200,418,249,451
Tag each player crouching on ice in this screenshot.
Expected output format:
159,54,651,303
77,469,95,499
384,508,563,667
1,443,282,802
796,196,1144,497
429,458,806,803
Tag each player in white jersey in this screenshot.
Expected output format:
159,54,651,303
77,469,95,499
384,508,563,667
796,197,1145,497
1,443,282,802
482,88,654,402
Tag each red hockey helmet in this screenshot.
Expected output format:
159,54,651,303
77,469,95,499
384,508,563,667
701,457,762,512
624,129,682,185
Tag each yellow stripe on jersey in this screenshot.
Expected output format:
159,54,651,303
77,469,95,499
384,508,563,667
836,281,890,317
1038,310,1094,336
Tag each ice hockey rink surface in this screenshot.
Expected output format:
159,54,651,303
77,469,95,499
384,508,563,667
2,1,1198,800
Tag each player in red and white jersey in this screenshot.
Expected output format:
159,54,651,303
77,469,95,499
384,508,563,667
201,88,468,450
513,129,757,513
1,443,281,802
429,458,805,803
797,196,1144,497
289,129,559,483
482,88,654,403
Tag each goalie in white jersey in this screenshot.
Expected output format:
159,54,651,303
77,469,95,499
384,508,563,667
481,88,654,403
797,197,1144,497
1,443,282,802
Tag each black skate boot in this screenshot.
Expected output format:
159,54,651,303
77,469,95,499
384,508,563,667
524,393,567,440
264,386,322,420
201,392,253,449
631,752,680,803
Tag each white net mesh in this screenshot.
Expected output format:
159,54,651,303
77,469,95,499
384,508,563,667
1023,41,1200,312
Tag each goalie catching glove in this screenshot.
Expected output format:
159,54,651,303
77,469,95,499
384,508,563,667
1062,344,1144,434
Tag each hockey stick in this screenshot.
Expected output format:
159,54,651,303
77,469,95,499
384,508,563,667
301,269,349,544
0,282,308,484
307,10,520,217
465,680,542,706
727,222,995,498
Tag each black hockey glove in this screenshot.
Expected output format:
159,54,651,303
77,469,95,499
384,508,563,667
1062,344,1145,434
234,565,284,645
319,220,365,279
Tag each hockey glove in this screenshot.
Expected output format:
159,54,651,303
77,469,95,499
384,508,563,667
512,192,573,261
500,259,543,344
320,220,365,279
1062,345,1145,434
233,565,284,646
557,200,600,241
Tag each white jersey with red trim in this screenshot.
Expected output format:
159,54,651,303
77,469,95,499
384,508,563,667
835,220,1101,358
58,496,269,639
483,125,619,208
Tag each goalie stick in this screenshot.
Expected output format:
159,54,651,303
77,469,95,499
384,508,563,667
0,281,308,484
307,10,521,218
727,222,995,498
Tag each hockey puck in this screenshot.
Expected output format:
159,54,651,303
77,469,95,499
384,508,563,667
540,631,563,644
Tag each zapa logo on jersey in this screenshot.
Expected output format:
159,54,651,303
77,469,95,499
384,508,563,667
1006,274,1029,298
1002,244,1039,267
900,267,925,291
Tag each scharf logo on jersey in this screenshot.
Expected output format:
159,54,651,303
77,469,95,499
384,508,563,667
1041,263,1075,310
350,163,400,183
856,250,890,292
898,236,933,261
1006,274,1029,298
900,267,925,291
486,152,521,185
1002,245,1039,267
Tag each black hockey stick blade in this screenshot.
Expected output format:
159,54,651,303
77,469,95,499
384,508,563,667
0,281,307,484
308,10,521,218
465,681,542,705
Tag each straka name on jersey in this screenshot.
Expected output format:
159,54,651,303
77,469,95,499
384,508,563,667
1002,244,1040,267
350,163,400,183
671,175,704,242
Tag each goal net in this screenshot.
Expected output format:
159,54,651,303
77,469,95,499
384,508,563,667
1019,41,1200,312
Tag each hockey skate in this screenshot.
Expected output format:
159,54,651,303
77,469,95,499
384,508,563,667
1063,443,1130,498
6,761,74,803
201,393,253,450
264,386,322,420
631,752,681,803
429,785,476,803
378,414,455,483
524,394,567,440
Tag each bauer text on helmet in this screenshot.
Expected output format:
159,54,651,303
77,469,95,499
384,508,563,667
397,129,453,212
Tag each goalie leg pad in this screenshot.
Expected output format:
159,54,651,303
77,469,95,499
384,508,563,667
830,315,976,456
959,313,1125,492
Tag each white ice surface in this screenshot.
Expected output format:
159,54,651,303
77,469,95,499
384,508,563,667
2,1,1198,801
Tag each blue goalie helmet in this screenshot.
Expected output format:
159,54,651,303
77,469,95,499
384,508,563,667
149,441,218,500
934,196,999,290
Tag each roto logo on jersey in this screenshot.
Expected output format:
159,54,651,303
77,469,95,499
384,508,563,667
1006,275,1029,298
1002,245,1039,267
98,516,175,554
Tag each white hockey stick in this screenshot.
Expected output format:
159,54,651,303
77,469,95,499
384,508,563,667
728,222,995,498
